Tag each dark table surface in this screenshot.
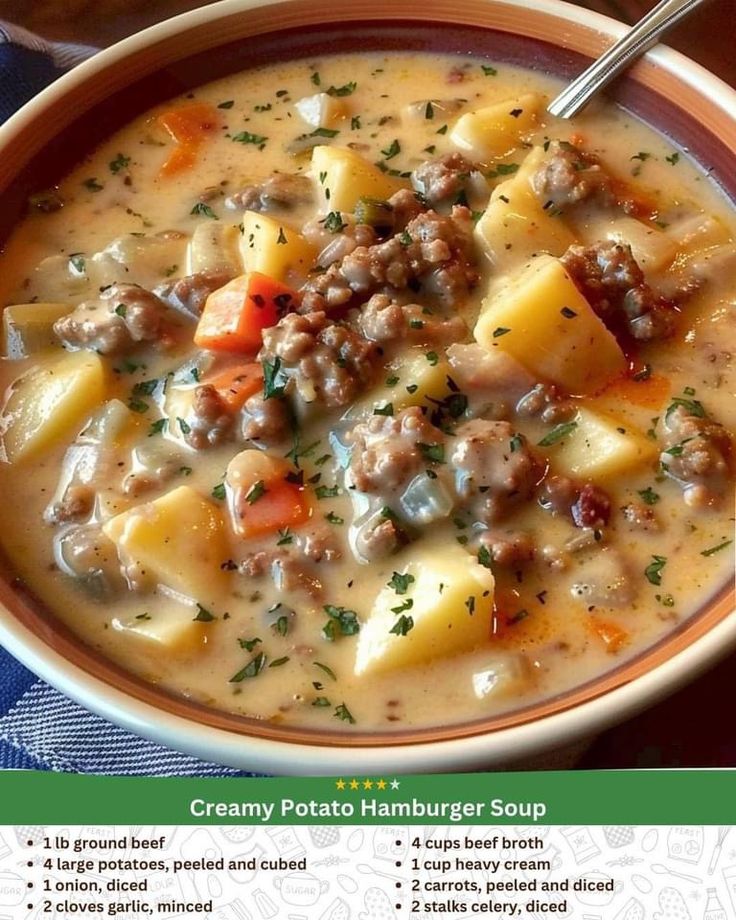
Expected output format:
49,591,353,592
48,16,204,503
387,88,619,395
2,0,735,769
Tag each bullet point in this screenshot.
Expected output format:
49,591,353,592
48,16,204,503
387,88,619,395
395,861,402,867
26,905,33,910
26,840,33,847
395,840,402,847
396,882,402,888
27,883,33,889
26,861,33,868
395,905,401,910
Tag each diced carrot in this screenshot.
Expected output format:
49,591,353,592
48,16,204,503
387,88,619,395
194,272,298,354
588,616,629,654
204,364,263,411
232,479,311,539
599,371,671,409
157,103,220,177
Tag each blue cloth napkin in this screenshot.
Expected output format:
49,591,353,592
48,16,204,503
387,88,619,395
0,22,245,776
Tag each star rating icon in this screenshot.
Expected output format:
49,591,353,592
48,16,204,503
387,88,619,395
334,777,401,790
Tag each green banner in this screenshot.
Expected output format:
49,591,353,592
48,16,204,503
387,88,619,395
0,769,734,824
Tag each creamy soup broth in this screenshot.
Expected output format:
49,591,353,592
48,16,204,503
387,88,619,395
0,52,734,732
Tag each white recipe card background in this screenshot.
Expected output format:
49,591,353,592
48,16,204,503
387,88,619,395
0,825,733,920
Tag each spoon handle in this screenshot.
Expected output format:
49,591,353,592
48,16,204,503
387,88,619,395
547,0,711,118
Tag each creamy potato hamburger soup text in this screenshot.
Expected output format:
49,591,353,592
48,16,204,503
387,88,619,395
0,52,733,731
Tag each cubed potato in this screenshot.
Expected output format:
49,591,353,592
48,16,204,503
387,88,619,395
294,92,348,129
238,211,316,285
475,148,576,270
471,651,533,701
2,351,107,463
345,349,452,419
112,602,208,653
103,485,227,603
543,406,657,480
311,145,403,213
3,302,72,358
585,214,676,273
354,540,494,676
474,254,627,395
450,93,543,161
188,221,243,275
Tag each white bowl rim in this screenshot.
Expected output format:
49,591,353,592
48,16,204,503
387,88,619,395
0,0,734,774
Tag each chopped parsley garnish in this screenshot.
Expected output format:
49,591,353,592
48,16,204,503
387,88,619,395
245,480,267,504
381,139,401,160
308,126,340,138
132,378,158,396
177,417,191,435
426,351,439,366
385,374,400,387
510,433,524,453
665,151,680,165
273,615,289,637
351,115,362,130
276,227,288,245
190,202,218,219
83,177,103,192
211,482,226,501
327,81,357,96
373,403,394,416
638,487,660,505
488,162,519,178
193,604,216,622
262,357,287,400
538,421,577,447
478,545,492,569
390,614,414,636
217,99,235,109
311,71,321,86
465,595,476,615
701,539,733,557
645,554,667,586
269,656,290,668
666,395,705,421
69,253,86,274
425,101,435,119
114,303,127,317
436,124,448,135
312,696,331,707
109,152,131,174
391,598,413,614
560,306,577,318
322,211,346,233
127,398,149,414
389,572,415,595
334,702,356,724
417,442,445,464
232,131,268,145
322,605,360,641
238,636,262,652
657,593,675,607
230,653,267,682
325,511,344,525
315,484,340,499
481,64,498,76
313,661,337,681
631,151,651,161
276,528,293,546
492,326,511,338
178,465,192,476
148,418,167,437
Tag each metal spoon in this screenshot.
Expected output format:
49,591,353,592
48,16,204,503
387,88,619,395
547,0,712,118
